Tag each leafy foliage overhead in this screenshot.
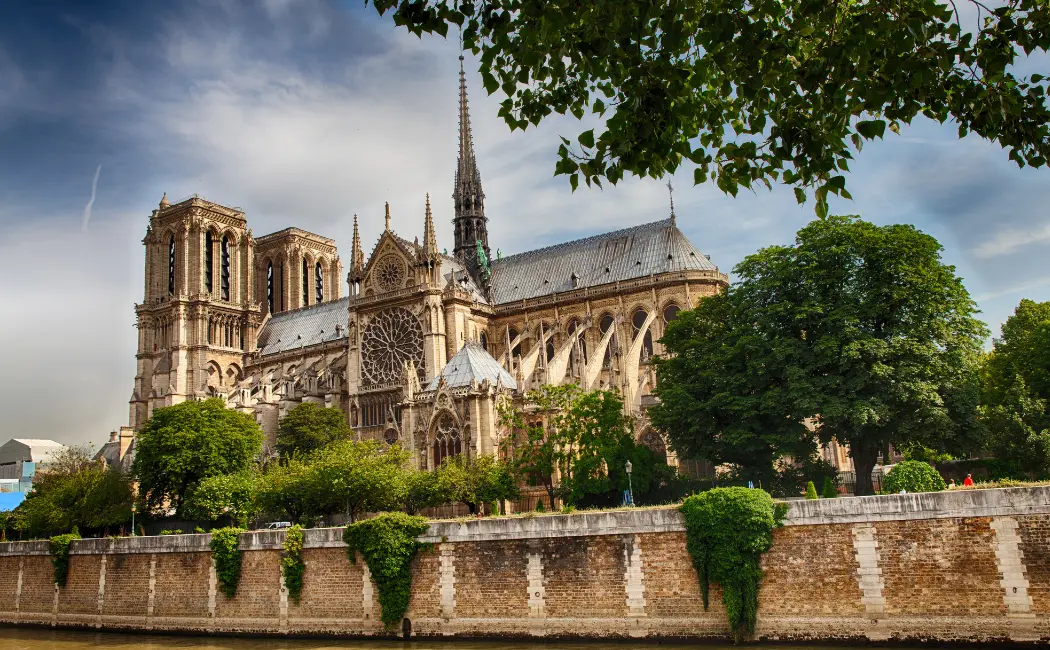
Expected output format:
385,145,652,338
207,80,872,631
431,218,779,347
133,399,263,514
369,0,1050,216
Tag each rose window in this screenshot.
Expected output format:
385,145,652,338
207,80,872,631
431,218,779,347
375,255,406,292
361,307,424,385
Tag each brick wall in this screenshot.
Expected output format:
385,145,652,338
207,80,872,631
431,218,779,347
0,487,1049,643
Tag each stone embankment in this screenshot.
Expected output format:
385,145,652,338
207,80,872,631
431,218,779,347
1,487,1049,643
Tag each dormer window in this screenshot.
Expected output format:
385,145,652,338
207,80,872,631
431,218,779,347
571,272,580,288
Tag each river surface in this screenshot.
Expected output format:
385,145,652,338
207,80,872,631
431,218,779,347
0,628,925,650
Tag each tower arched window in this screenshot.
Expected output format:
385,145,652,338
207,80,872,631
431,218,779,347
315,262,323,303
432,413,461,468
168,236,176,296
479,331,488,351
600,313,617,368
220,235,231,301
633,308,654,360
204,234,214,293
301,258,309,306
266,263,275,314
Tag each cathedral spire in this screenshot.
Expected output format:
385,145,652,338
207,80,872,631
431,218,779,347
350,214,365,281
423,193,438,257
453,54,491,286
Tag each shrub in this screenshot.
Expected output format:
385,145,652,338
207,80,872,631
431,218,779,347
680,488,785,642
49,527,81,587
535,499,545,512
210,527,245,598
821,477,838,499
343,512,429,628
883,460,946,494
804,481,818,499
281,525,305,604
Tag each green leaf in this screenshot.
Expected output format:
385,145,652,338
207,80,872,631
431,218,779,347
578,129,595,149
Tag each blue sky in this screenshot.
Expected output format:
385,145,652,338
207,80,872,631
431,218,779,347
1,0,1048,446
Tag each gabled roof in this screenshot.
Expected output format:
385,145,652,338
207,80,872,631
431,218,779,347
488,218,717,304
425,342,517,391
0,439,66,465
257,298,350,356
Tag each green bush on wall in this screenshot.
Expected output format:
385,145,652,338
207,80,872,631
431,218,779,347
210,527,245,599
804,481,818,499
680,488,786,642
49,527,80,587
883,460,947,494
822,477,838,499
281,525,305,604
343,512,430,628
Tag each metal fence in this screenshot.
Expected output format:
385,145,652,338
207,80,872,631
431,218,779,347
836,470,884,495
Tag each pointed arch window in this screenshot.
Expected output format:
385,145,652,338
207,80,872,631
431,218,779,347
301,258,309,306
633,308,654,360
567,318,587,374
220,235,231,301
508,327,521,358
479,331,488,351
433,412,461,468
600,313,616,368
663,303,681,323
315,262,323,303
266,263,275,314
204,234,214,293
168,236,176,296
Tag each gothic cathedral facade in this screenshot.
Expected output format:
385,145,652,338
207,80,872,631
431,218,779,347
129,58,728,470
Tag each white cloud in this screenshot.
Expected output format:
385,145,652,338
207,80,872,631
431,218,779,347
973,221,1050,259
81,164,101,232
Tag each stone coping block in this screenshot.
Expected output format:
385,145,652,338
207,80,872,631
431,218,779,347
3,486,1049,556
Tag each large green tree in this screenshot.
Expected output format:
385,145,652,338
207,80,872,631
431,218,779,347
652,291,818,489
435,454,519,514
308,440,410,522
276,403,352,458
981,299,1050,477
182,470,260,528
14,447,134,538
657,216,986,495
369,0,1050,215
132,399,263,514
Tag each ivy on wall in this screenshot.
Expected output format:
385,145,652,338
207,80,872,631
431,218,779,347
680,488,786,641
343,512,430,628
281,524,305,604
49,527,80,587
210,527,245,599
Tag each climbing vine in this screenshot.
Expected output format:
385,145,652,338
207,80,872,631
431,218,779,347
210,527,245,599
49,527,80,587
680,488,786,641
281,524,305,604
343,512,430,628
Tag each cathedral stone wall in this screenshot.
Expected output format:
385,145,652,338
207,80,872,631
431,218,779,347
3,488,1050,643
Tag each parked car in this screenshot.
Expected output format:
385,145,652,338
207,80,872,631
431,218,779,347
263,521,292,530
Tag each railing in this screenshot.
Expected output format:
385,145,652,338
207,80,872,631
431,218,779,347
837,470,884,495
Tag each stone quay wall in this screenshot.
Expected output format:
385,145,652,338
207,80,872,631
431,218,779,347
1,487,1050,643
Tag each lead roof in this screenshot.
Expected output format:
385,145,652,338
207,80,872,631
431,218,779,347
487,218,717,304
257,297,350,356
425,342,517,391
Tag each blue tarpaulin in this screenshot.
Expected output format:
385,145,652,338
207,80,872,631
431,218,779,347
0,492,25,512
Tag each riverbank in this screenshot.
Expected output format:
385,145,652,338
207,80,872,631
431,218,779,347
1,487,1049,644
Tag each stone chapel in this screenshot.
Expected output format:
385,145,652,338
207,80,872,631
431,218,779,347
127,57,728,471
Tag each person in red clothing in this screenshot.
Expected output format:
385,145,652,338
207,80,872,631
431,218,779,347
963,474,974,486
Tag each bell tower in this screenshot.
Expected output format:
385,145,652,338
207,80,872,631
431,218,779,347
130,194,261,427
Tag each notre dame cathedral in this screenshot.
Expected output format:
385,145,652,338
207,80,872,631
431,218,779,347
128,58,728,472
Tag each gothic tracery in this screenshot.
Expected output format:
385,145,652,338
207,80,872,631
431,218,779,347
361,307,424,385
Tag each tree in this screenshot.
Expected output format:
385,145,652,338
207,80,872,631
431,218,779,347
276,403,352,458
435,455,519,514
982,299,1050,477
254,457,320,525
402,469,452,515
658,216,986,495
14,446,134,538
502,384,672,507
308,440,410,522
747,216,985,494
182,471,259,528
369,0,1050,216
132,398,263,514
652,291,818,489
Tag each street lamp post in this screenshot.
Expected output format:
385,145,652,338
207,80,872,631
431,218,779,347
625,460,634,506
131,502,136,536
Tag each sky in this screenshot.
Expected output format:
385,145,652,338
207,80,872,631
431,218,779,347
1,0,1048,447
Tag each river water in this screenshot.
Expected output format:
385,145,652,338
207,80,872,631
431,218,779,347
0,628,922,650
